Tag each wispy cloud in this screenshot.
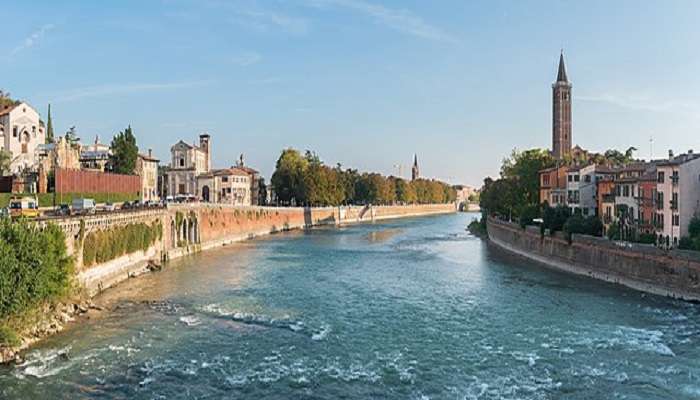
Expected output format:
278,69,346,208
230,8,309,34
47,81,213,103
230,51,262,67
579,93,700,115
307,0,456,43
12,24,55,56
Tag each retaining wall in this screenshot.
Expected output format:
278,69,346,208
57,203,455,296
486,218,700,301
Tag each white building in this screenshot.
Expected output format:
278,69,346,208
0,101,45,174
655,151,700,248
166,134,211,197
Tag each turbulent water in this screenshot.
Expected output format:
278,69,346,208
2,213,700,399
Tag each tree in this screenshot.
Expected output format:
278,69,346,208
46,104,54,144
0,150,11,176
500,148,556,206
271,149,308,205
110,125,138,175
64,126,80,146
257,177,268,206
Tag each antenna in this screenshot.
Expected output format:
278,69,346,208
649,136,653,161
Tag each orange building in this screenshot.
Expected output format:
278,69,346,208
539,165,569,206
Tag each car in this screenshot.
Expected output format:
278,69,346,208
55,204,71,216
102,202,116,212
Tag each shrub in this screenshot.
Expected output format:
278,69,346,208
679,236,693,250
637,233,656,245
0,219,73,321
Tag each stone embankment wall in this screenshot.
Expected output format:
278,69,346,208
487,218,700,301
55,203,455,296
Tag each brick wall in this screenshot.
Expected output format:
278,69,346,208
56,168,140,195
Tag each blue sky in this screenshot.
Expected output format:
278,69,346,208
3,1,700,186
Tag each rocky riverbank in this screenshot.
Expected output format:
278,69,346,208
0,298,105,365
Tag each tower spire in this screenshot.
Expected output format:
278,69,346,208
411,154,419,181
556,50,568,83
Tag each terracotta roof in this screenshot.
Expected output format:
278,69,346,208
0,102,20,117
213,168,249,177
138,153,159,162
235,165,258,175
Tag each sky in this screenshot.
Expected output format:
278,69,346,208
2,0,700,187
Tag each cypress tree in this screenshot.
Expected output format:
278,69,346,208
46,104,54,143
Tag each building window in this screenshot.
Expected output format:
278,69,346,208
179,158,185,167
222,177,229,182
584,175,591,183
568,175,573,182
623,185,630,197
673,214,680,226
574,175,580,182
657,171,665,183
13,126,18,137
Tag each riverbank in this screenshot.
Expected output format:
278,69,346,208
0,203,456,364
486,217,700,301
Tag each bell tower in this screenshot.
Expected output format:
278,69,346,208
552,51,572,159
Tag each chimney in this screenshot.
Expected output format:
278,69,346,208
669,149,674,160
148,148,152,158
689,149,694,155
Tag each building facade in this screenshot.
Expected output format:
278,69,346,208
80,136,112,171
166,134,211,197
655,151,700,248
0,101,46,174
552,52,572,160
136,150,160,202
539,164,569,206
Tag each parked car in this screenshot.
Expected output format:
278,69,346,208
102,202,116,212
55,204,71,216
9,196,41,219
72,198,96,215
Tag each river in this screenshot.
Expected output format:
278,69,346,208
1,213,699,399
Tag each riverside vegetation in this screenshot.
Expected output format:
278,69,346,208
271,149,456,207
82,222,163,266
0,219,73,348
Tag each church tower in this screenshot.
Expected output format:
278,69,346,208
552,51,572,159
411,154,419,181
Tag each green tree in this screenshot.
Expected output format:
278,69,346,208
64,126,80,146
271,148,308,205
46,104,54,144
500,148,556,206
257,177,268,205
0,150,11,176
110,125,138,175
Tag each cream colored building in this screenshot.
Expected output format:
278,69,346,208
196,168,251,206
136,150,160,202
166,134,211,196
0,101,46,174
655,151,700,248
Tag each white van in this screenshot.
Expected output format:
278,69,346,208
72,198,96,215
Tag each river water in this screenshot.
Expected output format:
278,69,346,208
1,213,700,399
